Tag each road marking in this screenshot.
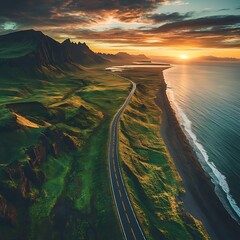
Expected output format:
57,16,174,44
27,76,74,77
131,228,137,240
119,189,122,197
122,200,126,211
126,213,130,223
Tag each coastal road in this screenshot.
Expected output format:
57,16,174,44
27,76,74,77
108,80,146,240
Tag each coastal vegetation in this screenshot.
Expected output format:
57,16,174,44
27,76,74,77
117,68,209,240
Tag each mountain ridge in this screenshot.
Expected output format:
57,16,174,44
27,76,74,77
0,29,107,70
98,51,149,61
62,38,107,66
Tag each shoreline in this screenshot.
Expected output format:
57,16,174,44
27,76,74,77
155,72,240,239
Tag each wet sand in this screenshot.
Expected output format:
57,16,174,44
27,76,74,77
155,74,240,240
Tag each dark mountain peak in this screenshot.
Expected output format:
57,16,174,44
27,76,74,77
99,52,148,61
0,29,107,70
62,39,88,49
3,29,37,35
62,39,107,65
0,29,61,50
0,29,45,43
79,42,90,50
62,38,71,45
20,29,43,35
115,52,148,59
116,52,130,57
0,29,70,68
138,54,148,58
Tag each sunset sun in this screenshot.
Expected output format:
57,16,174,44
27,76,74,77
180,54,189,59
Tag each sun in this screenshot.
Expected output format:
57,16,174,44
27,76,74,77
180,54,189,59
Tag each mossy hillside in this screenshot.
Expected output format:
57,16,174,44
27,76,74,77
0,40,36,59
118,68,209,240
0,68,129,239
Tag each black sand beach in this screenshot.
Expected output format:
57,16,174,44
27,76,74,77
155,72,240,239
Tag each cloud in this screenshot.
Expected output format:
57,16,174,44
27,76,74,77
0,1,239,51
43,18,240,50
140,15,240,48
47,14,239,49
0,0,168,28
150,15,240,32
217,8,230,12
144,12,194,23
163,0,189,6
1,21,18,30
62,0,164,12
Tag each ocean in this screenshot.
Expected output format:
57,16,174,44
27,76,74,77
163,62,240,222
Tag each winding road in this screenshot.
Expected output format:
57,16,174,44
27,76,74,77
108,80,146,240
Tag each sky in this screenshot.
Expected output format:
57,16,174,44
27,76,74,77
0,0,240,59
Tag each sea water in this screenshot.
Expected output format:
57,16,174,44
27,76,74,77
163,62,240,222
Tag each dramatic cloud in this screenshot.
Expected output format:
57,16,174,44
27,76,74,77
144,12,194,23
0,0,239,54
150,15,240,32
61,0,165,12
145,15,240,48
0,0,168,26
46,15,239,49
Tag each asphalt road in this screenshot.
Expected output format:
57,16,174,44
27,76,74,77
108,80,146,240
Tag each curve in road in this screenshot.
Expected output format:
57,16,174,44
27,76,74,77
108,80,146,240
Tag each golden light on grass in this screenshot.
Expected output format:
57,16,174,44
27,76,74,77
15,113,40,128
180,54,189,59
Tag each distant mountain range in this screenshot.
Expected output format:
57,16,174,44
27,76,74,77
150,55,240,63
0,29,107,71
0,30,152,75
98,52,149,62
194,55,240,62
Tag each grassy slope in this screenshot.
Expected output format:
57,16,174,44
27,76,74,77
0,67,129,239
117,68,209,240
0,41,36,59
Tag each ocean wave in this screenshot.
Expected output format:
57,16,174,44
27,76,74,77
167,87,240,222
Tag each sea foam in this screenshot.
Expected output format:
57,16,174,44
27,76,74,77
167,87,240,222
